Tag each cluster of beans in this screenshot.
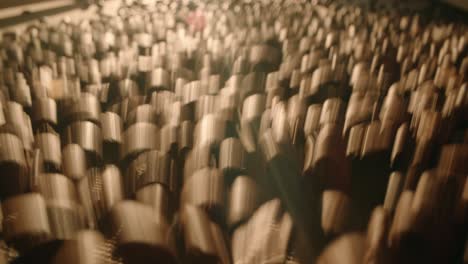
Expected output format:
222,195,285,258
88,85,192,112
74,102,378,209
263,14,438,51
0,0,467,263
